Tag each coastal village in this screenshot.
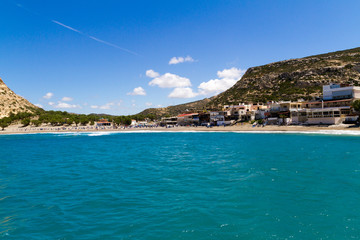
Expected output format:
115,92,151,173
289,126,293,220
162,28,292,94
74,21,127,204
157,83,360,127
1,82,360,133
3,46,360,132
4,2,360,238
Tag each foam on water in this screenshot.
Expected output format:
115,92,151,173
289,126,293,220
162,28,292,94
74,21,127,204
87,132,115,136
232,129,360,135
2,129,360,137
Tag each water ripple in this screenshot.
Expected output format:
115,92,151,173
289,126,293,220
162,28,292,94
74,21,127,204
1,132,360,239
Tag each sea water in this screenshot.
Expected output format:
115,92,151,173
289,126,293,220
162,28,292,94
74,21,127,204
1,132,360,239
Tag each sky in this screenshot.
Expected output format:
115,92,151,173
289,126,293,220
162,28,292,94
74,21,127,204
1,0,360,115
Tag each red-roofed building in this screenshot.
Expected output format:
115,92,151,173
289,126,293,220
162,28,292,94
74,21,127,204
177,113,199,126
96,118,112,126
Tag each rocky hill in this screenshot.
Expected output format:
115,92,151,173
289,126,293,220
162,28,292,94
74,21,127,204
0,77,40,118
139,98,213,117
207,47,360,108
139,47,360,116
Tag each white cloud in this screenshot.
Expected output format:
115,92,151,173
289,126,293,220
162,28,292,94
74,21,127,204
90,101,121,110
145,102,153,106
217,67,245,79
198,78,237,95
146,69,160,78
54,102,81,109
43,92,53,99
99,102,114,110
169,56,195,65
48,102,55,106
149,73,191,88
127,87,146,96
168,87,198,98
61,97,73,102
34,103,43,108
198,67,246,95
145,67,244,99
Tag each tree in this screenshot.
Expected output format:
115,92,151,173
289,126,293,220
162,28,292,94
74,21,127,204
80,118,89,126
113,117,122,127
352,100,360,113
49,116,58,126
73,117,80,126
21,118,30,127
0,118,11,130
31,120,42,127
279,114,287,125
66,118,74,125
146,114,156,121
352,100,360,124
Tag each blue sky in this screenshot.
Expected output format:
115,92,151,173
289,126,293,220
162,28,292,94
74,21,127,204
1,0,360,115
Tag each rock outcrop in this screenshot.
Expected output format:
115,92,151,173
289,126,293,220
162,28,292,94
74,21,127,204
142,47,360,116
0,77,40,118
207,47,360,108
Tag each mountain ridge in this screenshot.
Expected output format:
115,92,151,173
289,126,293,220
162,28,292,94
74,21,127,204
140,47,360,116
208,47,360,108
139,97,214,118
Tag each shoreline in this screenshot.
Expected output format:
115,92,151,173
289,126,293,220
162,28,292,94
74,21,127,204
1,124,360,135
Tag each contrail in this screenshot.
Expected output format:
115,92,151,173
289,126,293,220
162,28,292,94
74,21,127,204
52,20,138,56
13,1,139,56
88,36,138,55
51,20,83,34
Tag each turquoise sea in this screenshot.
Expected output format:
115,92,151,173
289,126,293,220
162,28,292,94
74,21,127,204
1,131,360,239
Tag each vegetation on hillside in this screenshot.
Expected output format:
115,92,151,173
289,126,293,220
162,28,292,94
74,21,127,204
0,78,40,118
139,98,213,118
207,47,360,108
0,108,157,130
3,47,360,124
137,47,360,115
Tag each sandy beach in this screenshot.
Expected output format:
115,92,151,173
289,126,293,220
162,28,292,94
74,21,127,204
1,123,360,135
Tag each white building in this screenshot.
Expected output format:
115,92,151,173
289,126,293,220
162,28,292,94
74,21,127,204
323,84,360,100
291,106,351,125
209,111,225,125
223,104,252,121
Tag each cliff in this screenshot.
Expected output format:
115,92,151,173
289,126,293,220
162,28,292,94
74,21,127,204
0,77,40,118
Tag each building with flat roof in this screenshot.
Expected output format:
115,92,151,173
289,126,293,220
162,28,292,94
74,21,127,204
177,113,199,126
291,106,351,125
323,84,360,100
160,117,178,126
